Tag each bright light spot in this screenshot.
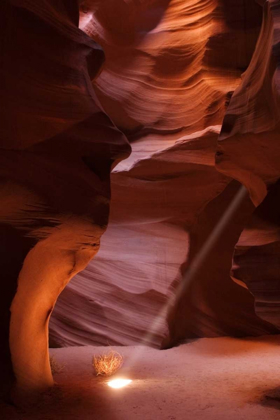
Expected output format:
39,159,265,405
108,379,132,389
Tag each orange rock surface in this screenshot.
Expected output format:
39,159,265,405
0,0,280,402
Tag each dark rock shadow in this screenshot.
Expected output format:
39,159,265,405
1,379,120,420
259,386,280,411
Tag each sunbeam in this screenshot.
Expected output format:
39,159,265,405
126,185,249,367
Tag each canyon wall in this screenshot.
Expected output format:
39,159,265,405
217,0,280,331
1,0,280,400
50,0,280,348
0,0,129,400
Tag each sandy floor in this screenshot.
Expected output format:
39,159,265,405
2,336,280,419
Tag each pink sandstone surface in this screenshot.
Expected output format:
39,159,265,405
0,0,280,406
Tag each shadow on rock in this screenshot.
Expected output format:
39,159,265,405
260,386,280,411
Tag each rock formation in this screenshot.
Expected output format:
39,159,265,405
217,0,280,330
0,0,129,402
51,0,280,348
0,0,280,403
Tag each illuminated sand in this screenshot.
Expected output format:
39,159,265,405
2,336,280,419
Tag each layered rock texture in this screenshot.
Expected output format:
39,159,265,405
217,0,280,331
1,0,280,400
49,0,280,347
0,0,129,400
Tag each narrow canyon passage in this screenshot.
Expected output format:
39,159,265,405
1,0,280,417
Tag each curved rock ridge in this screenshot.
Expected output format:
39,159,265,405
80,0,262,135
216,1,280,331
51,129,277,347
50,126,233,347
216,0,280,205
50,0,273,348
232,180,280,329
165,180,279,347
1,1,279,403
0,0,130,400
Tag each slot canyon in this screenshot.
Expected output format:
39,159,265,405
1,0,280,419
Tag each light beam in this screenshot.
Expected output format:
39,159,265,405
126,185,249,367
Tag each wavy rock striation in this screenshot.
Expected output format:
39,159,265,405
1,0,279,400
50,0,279,348
217,0,280,332
0,0,129,400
